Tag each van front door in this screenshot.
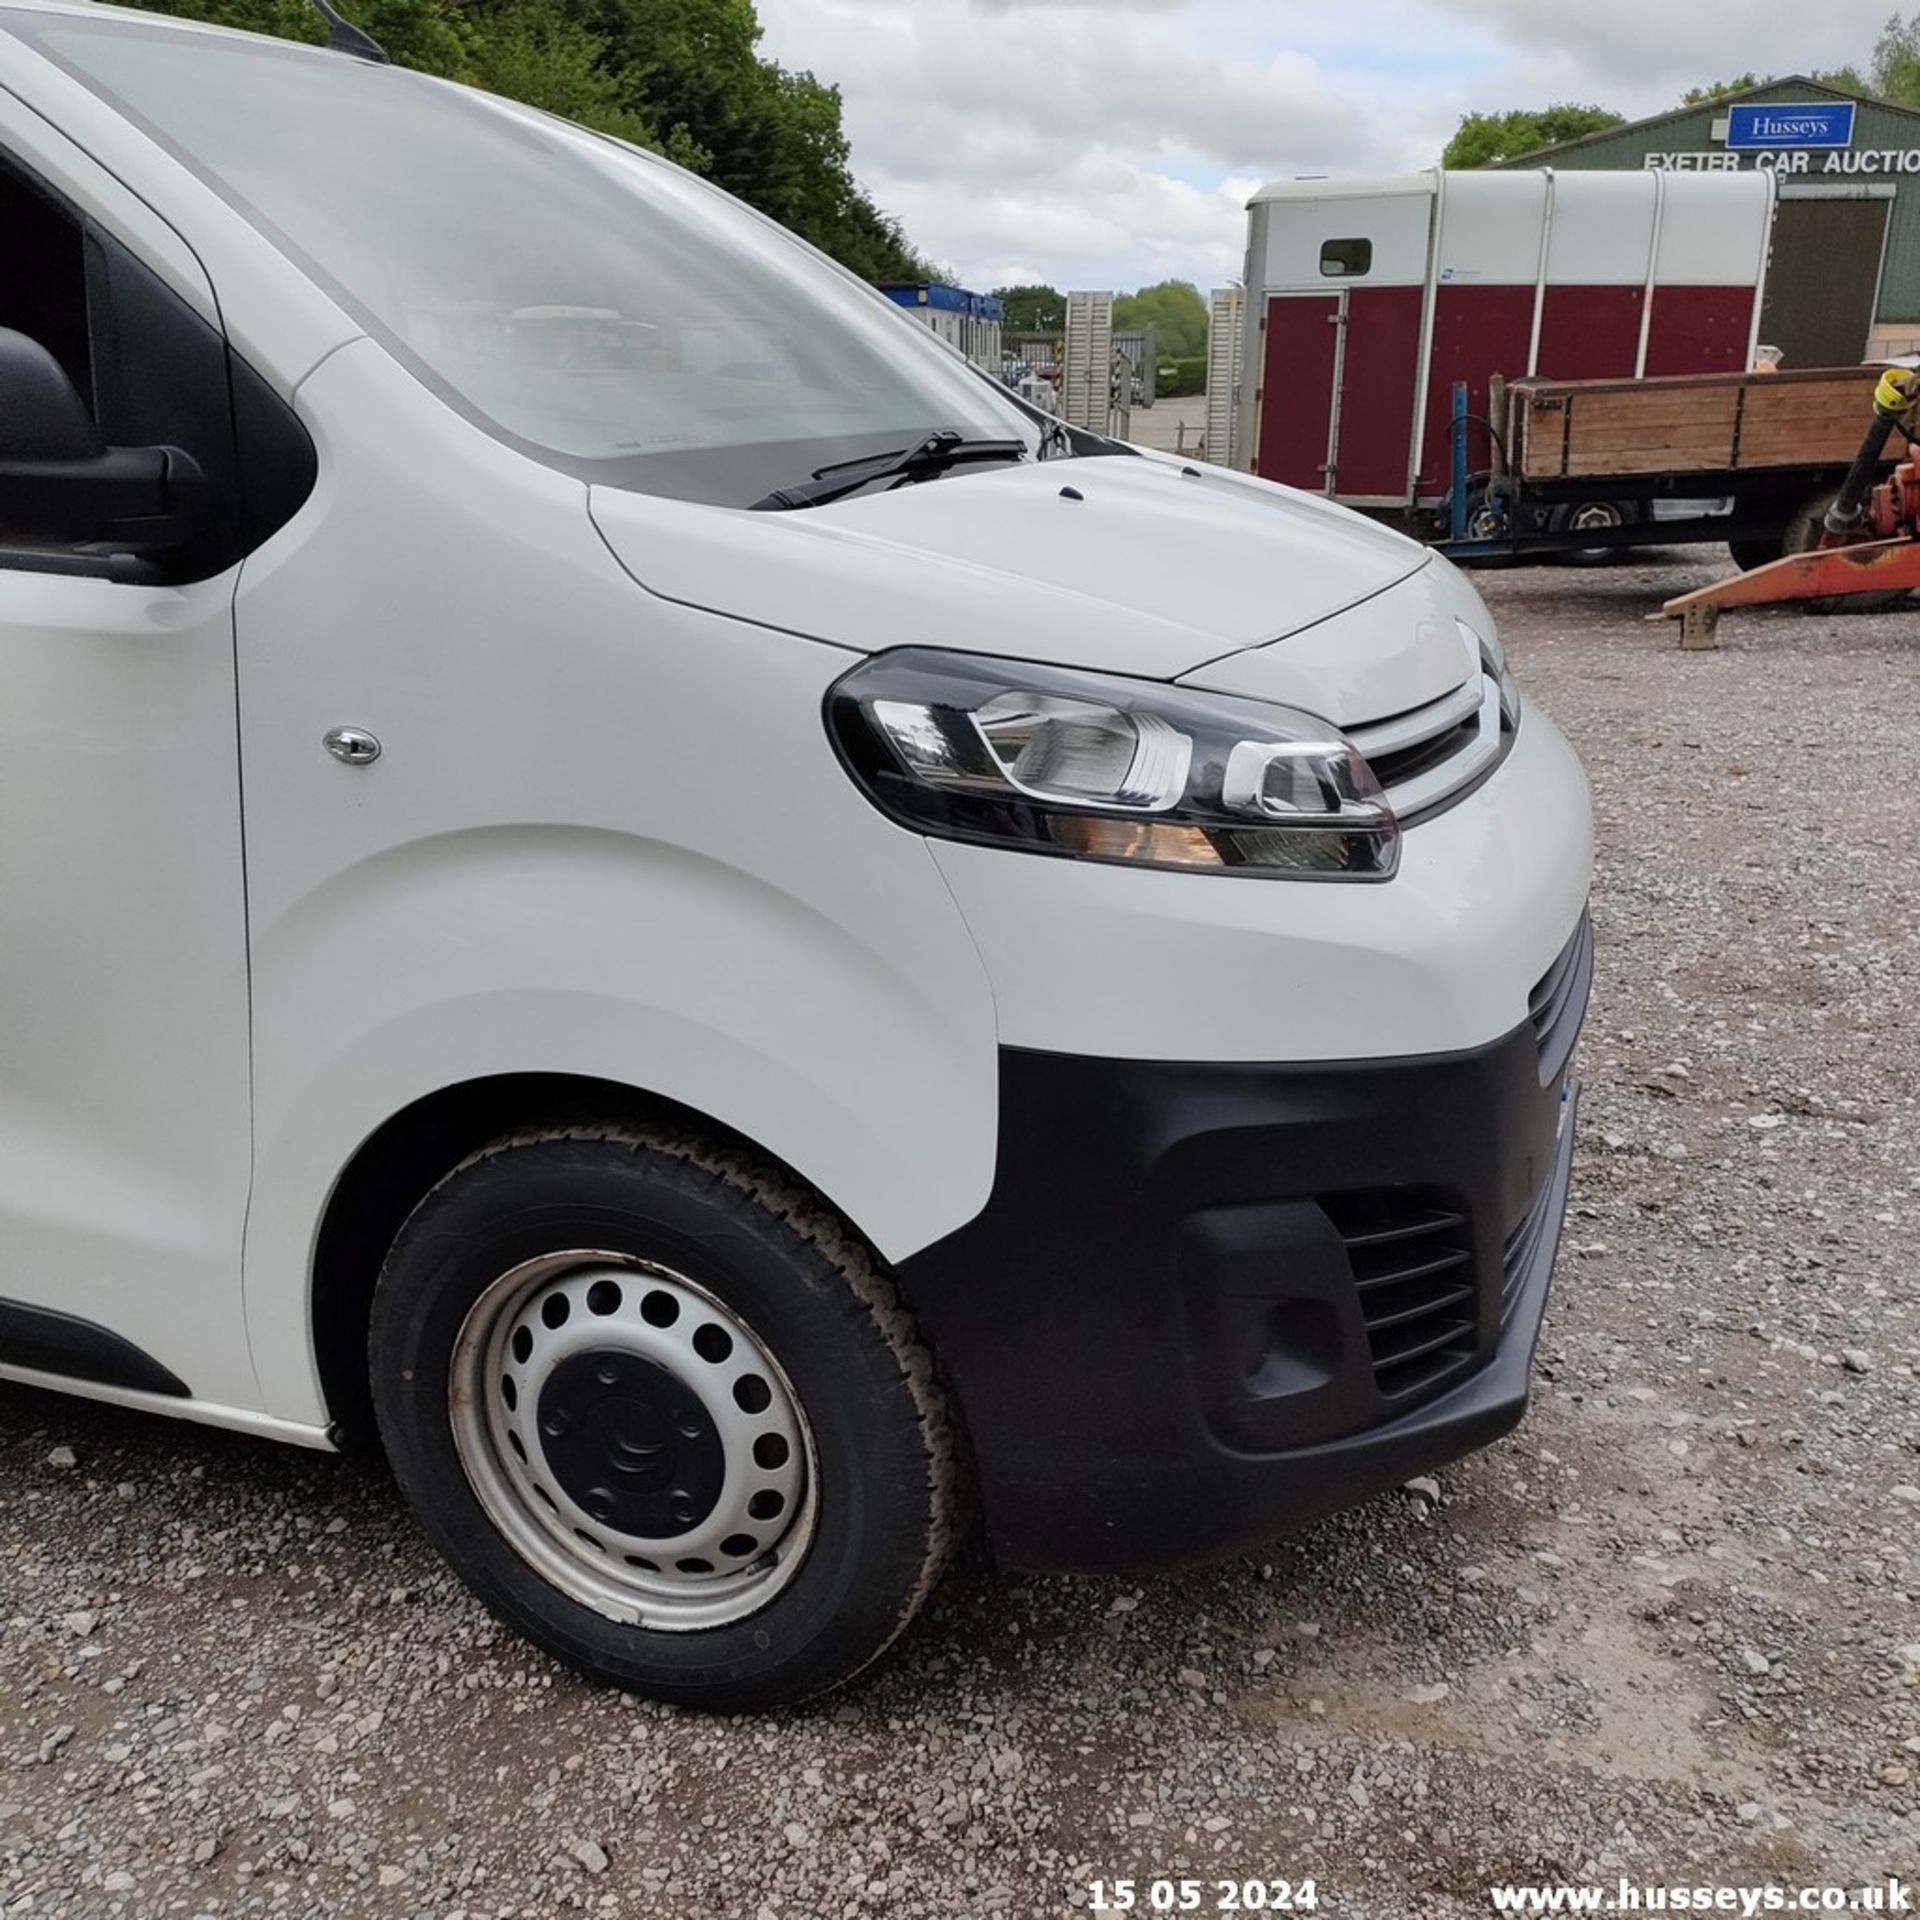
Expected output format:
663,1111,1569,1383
0,114,257,1415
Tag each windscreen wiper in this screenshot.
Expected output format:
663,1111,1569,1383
748,429,1028,512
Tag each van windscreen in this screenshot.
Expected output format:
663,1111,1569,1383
23,18,1034,507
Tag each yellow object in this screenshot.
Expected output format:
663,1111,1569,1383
1872,366,1919,419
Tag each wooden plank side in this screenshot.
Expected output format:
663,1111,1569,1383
1564,442,1741,478
1738,386,1882,419
1558,386,1740,478
1736,401,1878,432
1510,365,1869,403
1568,417,1742,451
1558,391,1743,428
1511,391,1735,479
1735,426,1880,467
1510,366,1883,480
1732,370,1881,468
1557,411,1740,445
1512,397,1569,480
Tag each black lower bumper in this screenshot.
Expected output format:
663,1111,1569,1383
893,961,1587,1574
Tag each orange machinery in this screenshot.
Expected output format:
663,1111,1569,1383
1664,367,1920,643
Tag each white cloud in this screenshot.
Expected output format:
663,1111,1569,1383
754,0,1900,293
1431,0,1888,93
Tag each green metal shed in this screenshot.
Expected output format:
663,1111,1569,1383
1502,79,1920,365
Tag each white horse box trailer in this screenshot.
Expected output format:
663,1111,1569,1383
1232,170,1777,516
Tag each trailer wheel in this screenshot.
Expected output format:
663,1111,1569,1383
1549,499,1641,566
1453,487,1554,568
1450,488,1516,567
1782,491,1911,614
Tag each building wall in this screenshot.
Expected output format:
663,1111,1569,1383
1870,321,1920,354
880,284,1007,374
1509,82,1920,324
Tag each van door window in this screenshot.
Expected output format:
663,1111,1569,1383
0,166,91,403
0,156,312,580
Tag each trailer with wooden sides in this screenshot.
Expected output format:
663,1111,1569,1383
1467,362,1899,563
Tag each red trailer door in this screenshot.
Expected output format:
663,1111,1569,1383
1256,293,1343,492
1327,285,1425,501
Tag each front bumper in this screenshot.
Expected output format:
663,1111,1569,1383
892,919,1589,1573
926,697,1593,1065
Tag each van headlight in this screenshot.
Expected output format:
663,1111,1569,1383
826,648,1398,880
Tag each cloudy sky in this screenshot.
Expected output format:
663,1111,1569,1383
756,0,1904,293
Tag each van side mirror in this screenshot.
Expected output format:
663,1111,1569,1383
0,327,205,551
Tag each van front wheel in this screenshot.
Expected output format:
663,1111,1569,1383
370,1124,958,1709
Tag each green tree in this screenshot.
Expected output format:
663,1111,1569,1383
464,0,651,142
1681,74,1762,106
576,0,932,279
1113,280,1208,360
1682,68,1867,105
1442,104,1625,167
1873,11,1920,105
137,0,475,71
994,284,1067,333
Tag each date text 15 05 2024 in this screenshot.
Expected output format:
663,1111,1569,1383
1087,1881,1320,1913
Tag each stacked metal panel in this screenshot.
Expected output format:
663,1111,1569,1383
1206,287,1244,466
1062,290,1114,432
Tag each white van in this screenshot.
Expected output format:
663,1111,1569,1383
0,3,1593,1708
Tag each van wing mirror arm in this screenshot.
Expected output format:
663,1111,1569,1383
0,444,207,552
0,331,209,553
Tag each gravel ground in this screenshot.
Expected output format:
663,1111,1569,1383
3,548,1918,1920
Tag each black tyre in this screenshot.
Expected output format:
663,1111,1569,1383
1451,487,1543,568
370,1124,958,1709
1782,490,1911,614
1549,498,1641,565
1728,532,1785,571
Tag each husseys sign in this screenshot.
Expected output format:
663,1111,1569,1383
1726,102,1855,148
1647,96,1920,174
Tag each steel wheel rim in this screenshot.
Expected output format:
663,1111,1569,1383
450,1250,816,1633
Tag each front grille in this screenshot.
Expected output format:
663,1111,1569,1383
1529,912,1593,1087
1347,671,1513,824
1320,1189,1478,1403
1365,712,1479,789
